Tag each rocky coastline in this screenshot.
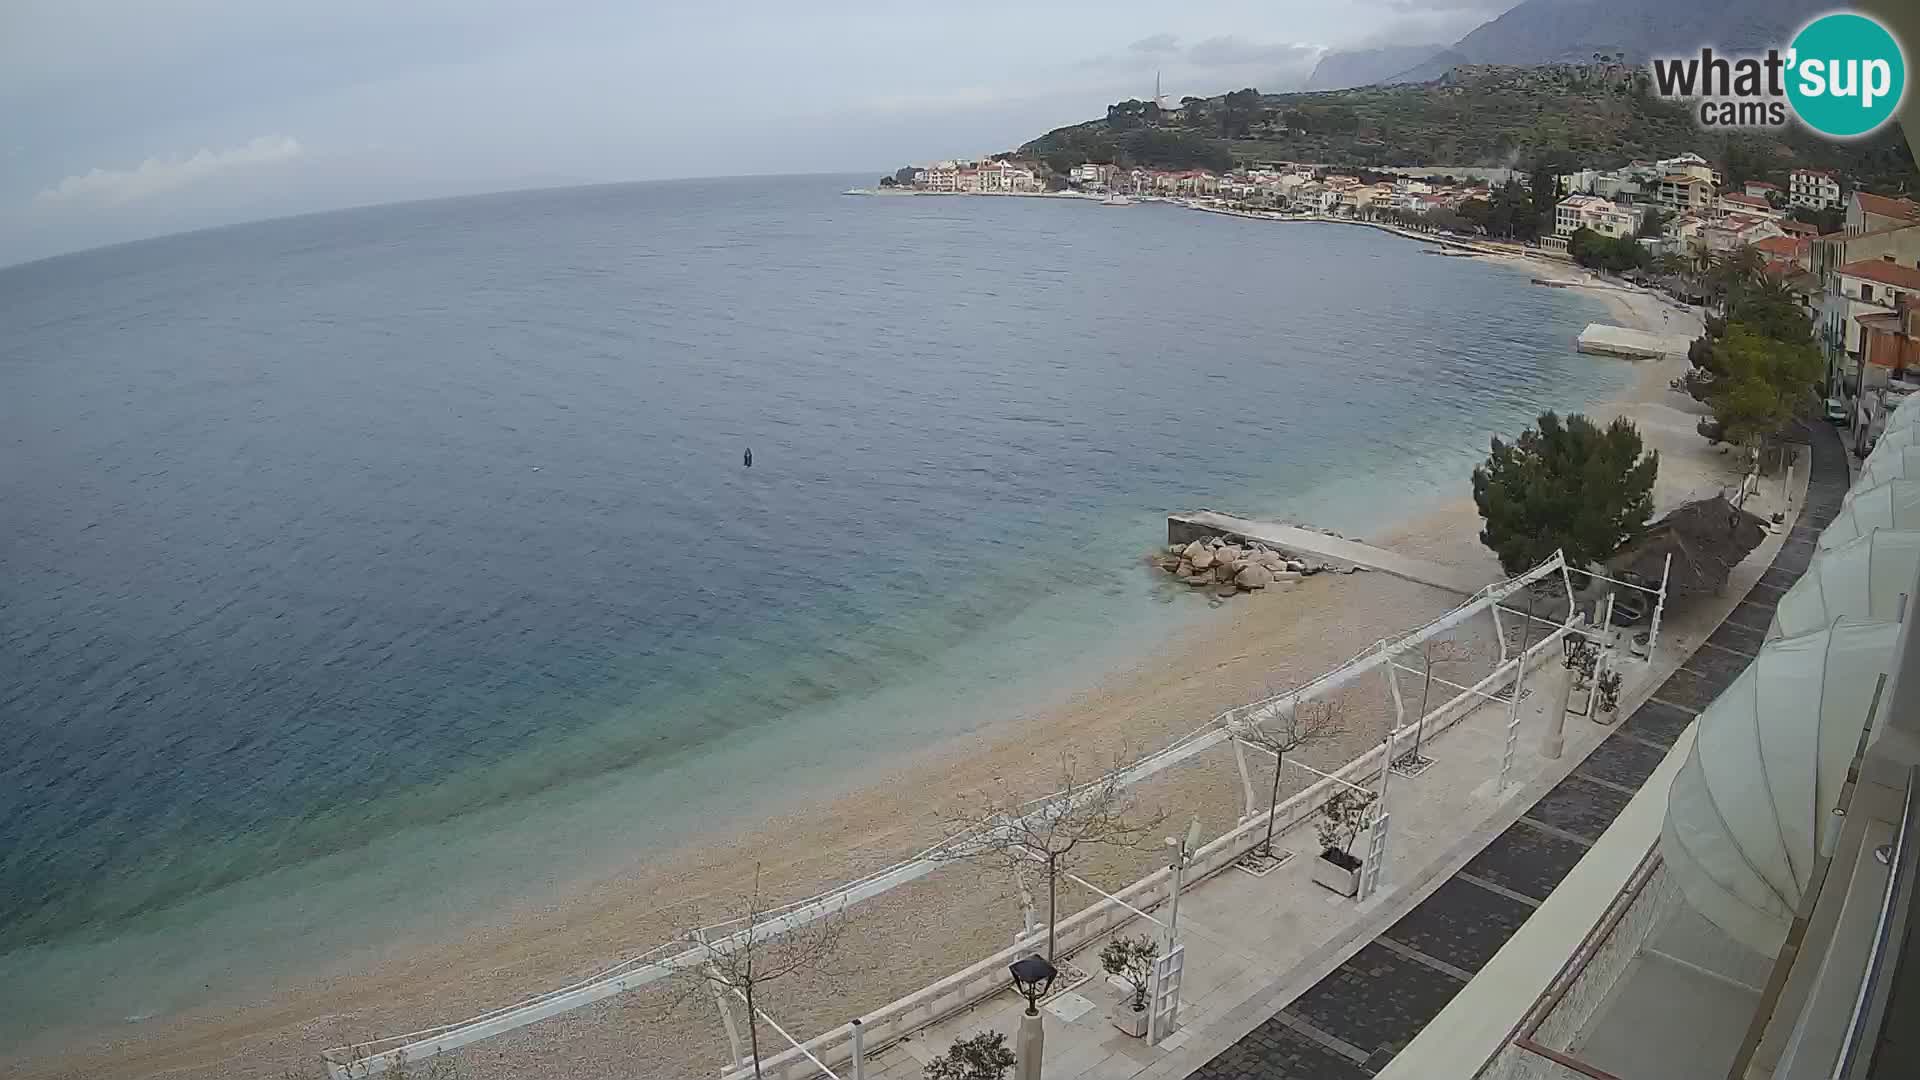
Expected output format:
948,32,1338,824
1154,533,1359,595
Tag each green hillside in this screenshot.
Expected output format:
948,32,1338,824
1018,65,1917,194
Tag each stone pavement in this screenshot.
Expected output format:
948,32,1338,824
839,429,1837,1080
1176,422,1848,1079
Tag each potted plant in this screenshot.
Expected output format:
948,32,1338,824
1310,789,1376,897
924,1031,1016,1080
1099,934,1159,1037
1596,669,1622,717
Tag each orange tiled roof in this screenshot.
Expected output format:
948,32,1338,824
1855,192,1920,221
1836,258,1920,291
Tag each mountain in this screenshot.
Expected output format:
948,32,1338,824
1304,45,1445,92
1386,0,1829,83
1019,66,1918,197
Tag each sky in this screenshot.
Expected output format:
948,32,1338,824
0,0,1512,265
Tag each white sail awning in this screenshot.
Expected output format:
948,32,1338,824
1856,444,1920,490
1824,479,1920,549
1880,393,1920,432
1771,530,1920,637
1661,619,1899,956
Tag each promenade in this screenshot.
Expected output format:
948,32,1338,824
845,428,1833,1080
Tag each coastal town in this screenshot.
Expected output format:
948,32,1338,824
872,144,1920,448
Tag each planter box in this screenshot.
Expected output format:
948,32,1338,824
1311,851,1362,897
1111,1002,1150,1037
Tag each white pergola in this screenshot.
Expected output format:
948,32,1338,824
323,548,1638,1078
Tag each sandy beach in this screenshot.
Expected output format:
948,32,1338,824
8,237,1720,1080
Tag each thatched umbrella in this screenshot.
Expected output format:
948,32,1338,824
1609,494,1769,599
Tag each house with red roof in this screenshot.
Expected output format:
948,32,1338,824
1848,191,1920,236
1753,234,1811,277
1822,257,1920,387
1716,191,1781,220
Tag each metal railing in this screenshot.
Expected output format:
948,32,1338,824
1832,764,1918,1080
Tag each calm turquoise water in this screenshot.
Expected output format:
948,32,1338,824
0,177,1623,1038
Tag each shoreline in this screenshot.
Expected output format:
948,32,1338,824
10,209,1700,1080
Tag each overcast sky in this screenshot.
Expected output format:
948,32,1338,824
0,0,1510,265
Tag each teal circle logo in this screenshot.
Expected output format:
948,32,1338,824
1787,13,1906,138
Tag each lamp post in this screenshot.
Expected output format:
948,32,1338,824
1009,954,1057,1080
1163,816,1203,952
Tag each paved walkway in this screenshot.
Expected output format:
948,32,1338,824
1176,423,1848,1079
1168,511,1488,596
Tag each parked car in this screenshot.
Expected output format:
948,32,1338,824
1826,397,1850,425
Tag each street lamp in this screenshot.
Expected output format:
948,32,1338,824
1008,954,1057,1015
1008,954,1057,1080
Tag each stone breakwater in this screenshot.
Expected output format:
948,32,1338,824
1153,533,1363,595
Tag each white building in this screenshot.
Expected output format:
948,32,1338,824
1555,194,1644,239
1792,167,1844,210
1656,152,1718,183
1717,191,1784,219
917,161,958,192
1068,163,1110,189
1659,173,1716,213
1703,212,1786,254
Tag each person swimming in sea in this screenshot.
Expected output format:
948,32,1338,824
744,446,753,468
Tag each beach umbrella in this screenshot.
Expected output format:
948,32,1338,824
1822,479,1920,549
1608,494,1767,599
1856,444,1920,490
1662,619,1899,956
1770,529,1920,637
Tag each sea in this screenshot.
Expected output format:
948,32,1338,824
0,175,1626,1045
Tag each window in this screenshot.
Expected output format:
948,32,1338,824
1863,284,1876,303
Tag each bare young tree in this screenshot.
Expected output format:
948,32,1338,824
676,865,848,1079
1236,696,1347,859
937,756,1166,965
1403,638,1474,764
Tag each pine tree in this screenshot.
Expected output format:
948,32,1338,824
1471,412,1659,575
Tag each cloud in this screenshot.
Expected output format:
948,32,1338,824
1186,36,1320,68
34,135,303,208
1079,32,1322,86
1128,33,1181,54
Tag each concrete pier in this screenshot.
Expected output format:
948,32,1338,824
1169,510,1490,596
1576,322,1691,361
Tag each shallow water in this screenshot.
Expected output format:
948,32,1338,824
0,177,1623,1038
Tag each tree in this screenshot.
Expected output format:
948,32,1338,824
1234,697,1346,859
925,1032,1017,1080
879,176,898,187
1704,325,1823,447
1567,227,1648,273
677,866,848,1079
1221,88,1262,138
1099,934,1159,1013
1403,639,1473,764
1790,203,1845,236
1528,157,1566,239
1637,205,1670,239
1471,412,1659,575
1315,789,1376,868
1457,197,1492,234
938,757,1166,965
